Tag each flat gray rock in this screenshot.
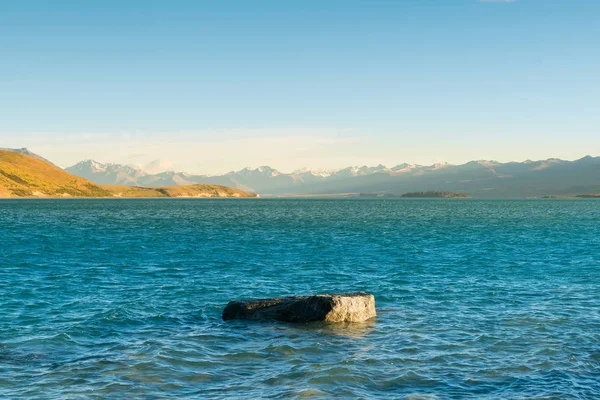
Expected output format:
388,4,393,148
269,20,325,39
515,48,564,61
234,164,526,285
222,292,376,323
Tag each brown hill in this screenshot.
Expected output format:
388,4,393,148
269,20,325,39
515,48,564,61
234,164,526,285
0,150,111,197
0,150,257,198
101,184,257,198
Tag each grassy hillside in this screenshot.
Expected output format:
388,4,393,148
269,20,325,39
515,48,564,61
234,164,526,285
0,150,257,198
0,150,112,197
102,184,257,198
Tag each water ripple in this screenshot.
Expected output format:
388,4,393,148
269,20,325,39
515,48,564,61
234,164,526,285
1,199,599,398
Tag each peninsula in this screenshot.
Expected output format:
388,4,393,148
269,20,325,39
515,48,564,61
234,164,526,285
543,194,600,199
401,191,470,198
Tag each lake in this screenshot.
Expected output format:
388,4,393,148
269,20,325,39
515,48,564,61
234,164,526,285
1,199,599,399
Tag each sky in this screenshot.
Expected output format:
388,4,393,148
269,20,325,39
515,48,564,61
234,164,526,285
1,0,599,174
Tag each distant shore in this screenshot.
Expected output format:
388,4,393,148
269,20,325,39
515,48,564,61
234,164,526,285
543,194,600,199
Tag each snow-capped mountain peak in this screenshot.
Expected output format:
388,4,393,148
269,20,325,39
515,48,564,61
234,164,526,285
87,160,107,172
293,168,336,178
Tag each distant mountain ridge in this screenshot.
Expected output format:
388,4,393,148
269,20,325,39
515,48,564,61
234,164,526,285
65,156,600,198
66,159,149,185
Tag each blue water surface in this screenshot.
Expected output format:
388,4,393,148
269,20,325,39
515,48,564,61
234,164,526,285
1,199,599,399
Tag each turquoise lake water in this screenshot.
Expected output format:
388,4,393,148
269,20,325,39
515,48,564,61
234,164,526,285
1,199,599,399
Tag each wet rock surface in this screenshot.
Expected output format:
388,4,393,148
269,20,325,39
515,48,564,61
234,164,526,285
222,292,376,323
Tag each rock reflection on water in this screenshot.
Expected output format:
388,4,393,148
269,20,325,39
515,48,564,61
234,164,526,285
224,315,377,339
293,319,377,338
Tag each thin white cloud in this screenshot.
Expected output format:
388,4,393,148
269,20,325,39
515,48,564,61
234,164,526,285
143,159,174,174
3,127,598,175
2,129,364,174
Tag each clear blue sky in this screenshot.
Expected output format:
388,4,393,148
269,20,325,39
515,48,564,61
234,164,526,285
1,0,599,173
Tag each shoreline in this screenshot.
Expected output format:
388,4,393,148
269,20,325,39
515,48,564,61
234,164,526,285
2,195,599,200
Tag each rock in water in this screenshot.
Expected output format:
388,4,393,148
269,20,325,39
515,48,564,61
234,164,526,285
222,292,376,323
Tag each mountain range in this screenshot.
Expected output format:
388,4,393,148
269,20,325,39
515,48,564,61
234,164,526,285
0,149,256,198
65,156,600,198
